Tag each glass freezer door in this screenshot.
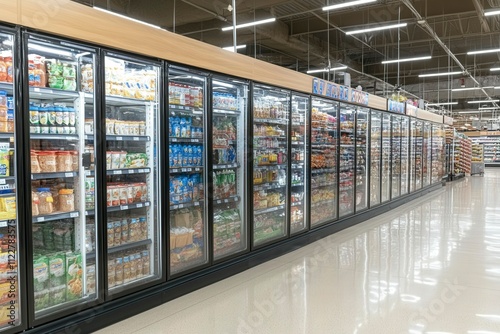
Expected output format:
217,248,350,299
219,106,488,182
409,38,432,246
423,122,432,187
391,116,401,200
381,113,391,202
0,30,23,331
252,85,290,246
414,120,423,190
370,110,382,207
104,54,161,292
431,125,445,184
310,99,338,227
339,103,355,217
290,94,308,234
409,119,417,193
400,117,410,195
168,68,208,275
26,35,98,318
355,107,369,212
211,77,248,261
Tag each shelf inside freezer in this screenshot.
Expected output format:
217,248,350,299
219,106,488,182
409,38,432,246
105,94,154,106
169,104,203,114
291,141,305,145
291,182,304,187
29,86,80,99
32,211,80,223
31,171,79,180
254,163,287,169
0,133,14,139
170,167,204,174
291,201,303,207
0,82,13,93
292,163,305,169
254,205,285,216
311,199,335,208
253,118,288,125
86,168,151,176
106,135,151,142
311,168,336,174
312,181,336,189
213,108,240,115
170,200,203,210
213,163,239,170
109,274,157,293
214,195,240,205
107,201,151,213
254,183,286,191
0,219,14,228
31,134,79,141
170,137,203,143
0,176,16,184
87,239,153,260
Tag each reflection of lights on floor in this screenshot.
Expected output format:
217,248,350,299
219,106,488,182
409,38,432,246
467,331,500,334
486,268,500,275
400,294,421,303
413,277,438,286
476,314,500,321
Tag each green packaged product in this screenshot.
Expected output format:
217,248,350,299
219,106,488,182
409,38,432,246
49,253,66,288
49,286,67,307
65,252,83,301
34,290,50,311
125,153,148,168
33,255,49,292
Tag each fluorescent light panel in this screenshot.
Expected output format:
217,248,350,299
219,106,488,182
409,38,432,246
346,23,406,35
222,18,276,31
452,87,482,92
427,102,458,106
323,0,377,11
382,56,431,64
418,71,462,78
222,44,246,51
479,107,499,110
94,7,164,30
307,66,348,74
467,48,500,55
467,100,500,104
485,10,500,16
491,68,500,71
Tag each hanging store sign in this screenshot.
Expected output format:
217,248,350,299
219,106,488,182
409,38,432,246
351,88,370,106
443,116,453,126
406,104,418,117
312,78,352,102
387,99,406,114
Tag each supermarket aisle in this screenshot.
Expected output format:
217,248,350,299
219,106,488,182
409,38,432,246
96,169,500,334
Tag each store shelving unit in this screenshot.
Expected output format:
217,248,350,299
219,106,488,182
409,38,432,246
469,136,500,167
471,143,484,176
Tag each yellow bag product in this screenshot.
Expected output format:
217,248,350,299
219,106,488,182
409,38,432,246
3,197,16,213
0,150,9,177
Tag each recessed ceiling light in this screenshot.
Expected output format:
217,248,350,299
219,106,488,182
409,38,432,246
451,87,482,92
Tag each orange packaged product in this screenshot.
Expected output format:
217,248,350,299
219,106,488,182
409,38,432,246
31,150,41,173
4,57,13,83
0,57,6,82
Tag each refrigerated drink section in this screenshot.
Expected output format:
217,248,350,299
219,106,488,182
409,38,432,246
381,114,391,202
104,54,161,292
168,68,208,274
211,77,248,260
290,94,308,234
355,107,369,212
0,30,21,330
26,36,98,317
339,103,355,217
252,86,289,246
391,116,401,200
370,111,382,207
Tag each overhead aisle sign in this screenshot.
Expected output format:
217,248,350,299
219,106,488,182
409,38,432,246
312,78,370,106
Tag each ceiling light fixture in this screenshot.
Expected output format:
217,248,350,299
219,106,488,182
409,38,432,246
426,102,458,106
467,48,500,55
479,107,500,110
491,67,500,71
381,56,431,64
451,87,482,92
467,100,500,104
418,71,462,78
484,9,500,16
222,44,246,51
306,66,348,74
221,18,276,31
345,23,406,35
323,0,377,11
94,7,164,30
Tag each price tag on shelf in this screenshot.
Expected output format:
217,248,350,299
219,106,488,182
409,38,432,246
37,217,45,222
116,136,123,141
120,205,129,210
171,138,178,142
192,139,199,143
194,201,200,206
133,137,139,141
182,168,188,172
0,221,6,228
65,173,74,178
70,212,79,218
113,170,123,175
136,203,143,208
224,199,229,203
0,179,7,185
145,202,150,207
216,200,222,204
178,204,184,209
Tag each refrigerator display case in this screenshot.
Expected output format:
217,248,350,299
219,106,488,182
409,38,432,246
422,122,432,187
211,77,248,261
391,116,401,200
339,103,355,217
252,85,289,246
310,99,337,227
414,120,423,190
355,107,369,212
370,110,382,207
25,35,99,318
290,94,308,234
400,117,410,195
0,30,23,332
431,125,445,183
168,67,208,275
103,54,161,292
381,113,391,202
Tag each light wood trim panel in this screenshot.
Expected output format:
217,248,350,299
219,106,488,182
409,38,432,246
368,95,387,110
0,0,18,25
417,109,442,123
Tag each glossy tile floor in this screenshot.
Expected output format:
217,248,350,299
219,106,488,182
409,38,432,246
96,170,500,334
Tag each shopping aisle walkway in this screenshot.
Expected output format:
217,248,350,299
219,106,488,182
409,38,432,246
96,169,500,334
